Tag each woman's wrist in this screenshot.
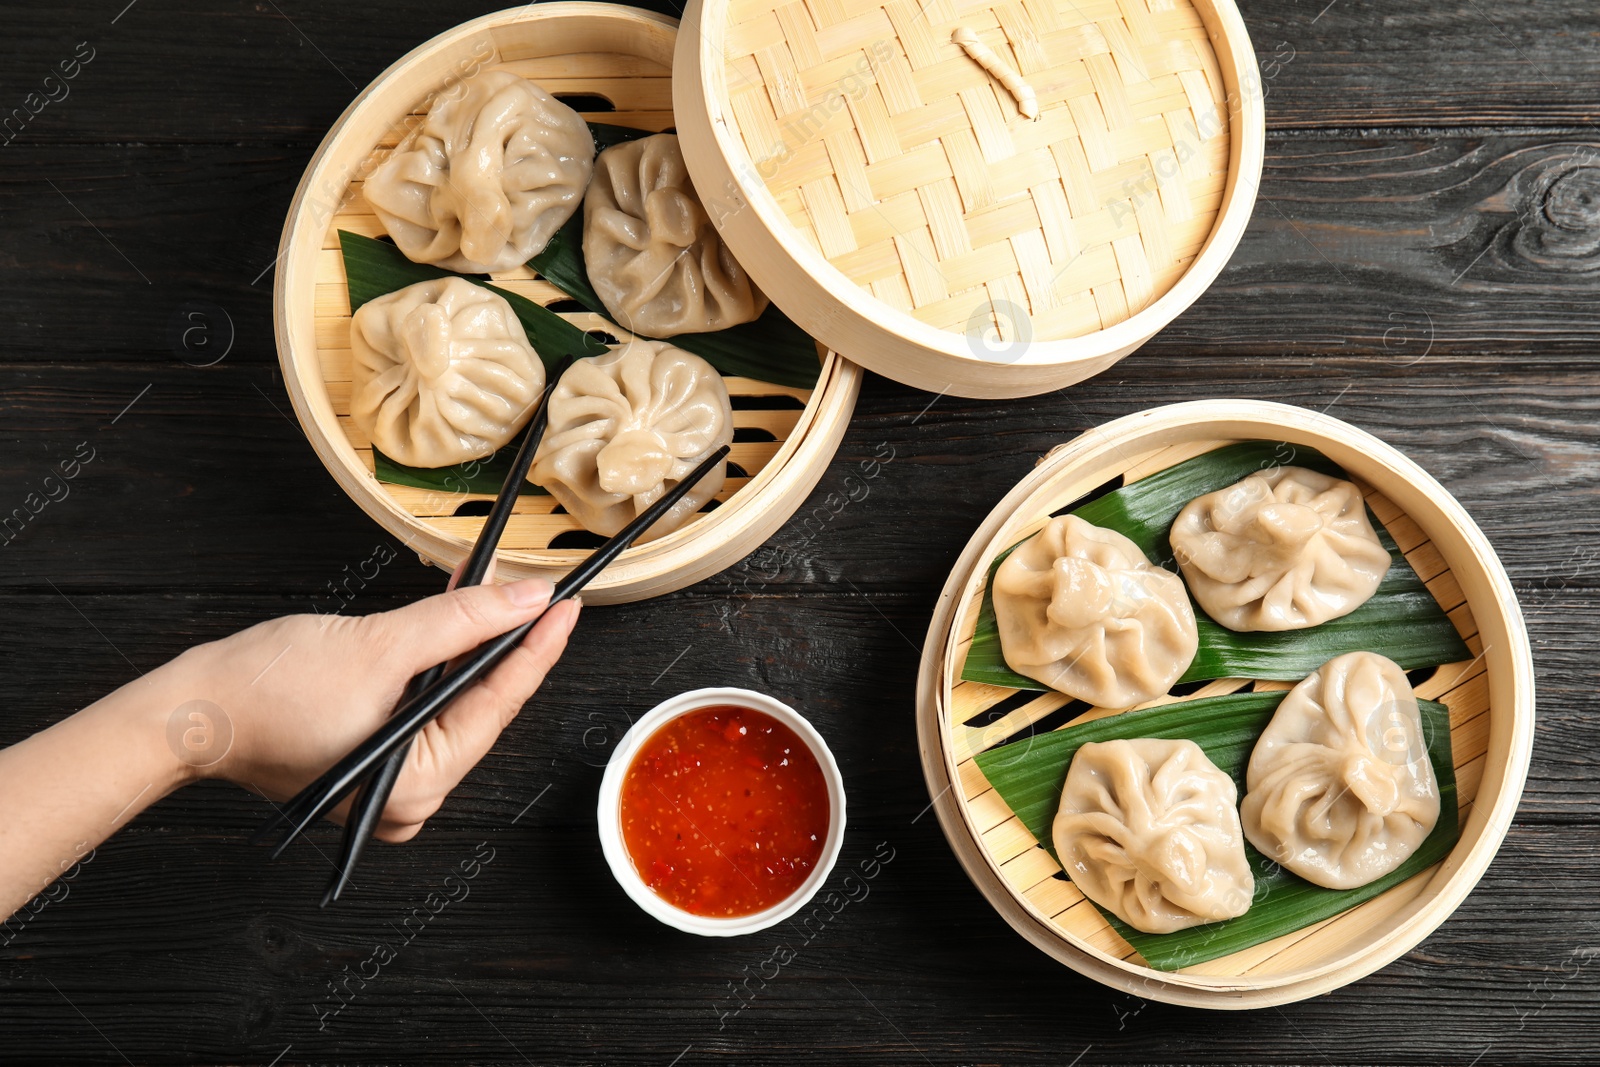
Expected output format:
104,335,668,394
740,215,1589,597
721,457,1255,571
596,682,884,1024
0,650,206,918
115,676,202,798
146,643,240,787
94,652,218,798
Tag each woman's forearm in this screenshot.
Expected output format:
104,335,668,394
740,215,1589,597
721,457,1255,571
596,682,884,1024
0,665,193,920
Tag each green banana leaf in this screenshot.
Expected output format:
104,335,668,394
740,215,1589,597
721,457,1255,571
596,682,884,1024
961,442,1472,690
338,230,603,494
339,230,607,372
342,218,815,489
371,437,548,498
972,689,1460,970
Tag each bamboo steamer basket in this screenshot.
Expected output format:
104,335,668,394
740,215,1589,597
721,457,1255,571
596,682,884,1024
273,4,863,604
676,0,1265,398
916,400,1535,1007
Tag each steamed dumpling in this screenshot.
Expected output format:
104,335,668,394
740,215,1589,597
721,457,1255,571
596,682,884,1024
365,70,594,273
992,516,1198,708
351,277,546,468
1170,466,1391,632
1054,738,1254,934
583,133,768,337
1241,652,1440,890
531,338,731,541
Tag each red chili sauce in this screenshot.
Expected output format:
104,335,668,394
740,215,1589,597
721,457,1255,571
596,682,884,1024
619,705,830,918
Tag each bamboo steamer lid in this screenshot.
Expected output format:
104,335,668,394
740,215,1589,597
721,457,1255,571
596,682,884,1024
676,0,1264,397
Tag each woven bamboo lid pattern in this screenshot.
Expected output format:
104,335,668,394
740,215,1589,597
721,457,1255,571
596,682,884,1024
677,0,1262,397
729,0,1228,334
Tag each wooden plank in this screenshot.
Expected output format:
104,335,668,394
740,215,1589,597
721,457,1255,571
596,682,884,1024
9,132,1600,361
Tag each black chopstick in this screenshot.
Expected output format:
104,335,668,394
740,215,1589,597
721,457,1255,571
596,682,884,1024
320,358,570,906
256,444,731,858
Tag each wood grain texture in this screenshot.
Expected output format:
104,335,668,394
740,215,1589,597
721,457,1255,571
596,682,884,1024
1,362,1591,595
5,1,1598,146
1,0,1598,1061
11,132,1600,360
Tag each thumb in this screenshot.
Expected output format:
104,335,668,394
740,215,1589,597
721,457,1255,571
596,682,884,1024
366,578,554,674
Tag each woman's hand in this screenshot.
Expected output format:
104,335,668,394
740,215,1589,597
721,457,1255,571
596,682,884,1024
0,575,579,920
166,576,579,840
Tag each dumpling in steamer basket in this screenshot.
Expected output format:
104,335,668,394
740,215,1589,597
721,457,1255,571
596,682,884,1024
350,277,546,468
1170,465,1391,632
1053,738,1255,934
583,133,769,337
991,515,1198,708
1241,651,1441,890
364,70,594,273
531,338,732,542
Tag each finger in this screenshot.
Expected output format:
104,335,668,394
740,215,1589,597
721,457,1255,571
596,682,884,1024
441,559,500,674
369,578,552,676
375,600,580,839
443,554,498,593
411,599,581,791
374,818,425,845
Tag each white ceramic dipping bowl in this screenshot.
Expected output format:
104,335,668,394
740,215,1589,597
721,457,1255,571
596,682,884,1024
597,687,846,936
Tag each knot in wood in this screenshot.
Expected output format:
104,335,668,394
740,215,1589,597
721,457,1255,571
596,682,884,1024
1510,150,1600,271
1542,165,1600,232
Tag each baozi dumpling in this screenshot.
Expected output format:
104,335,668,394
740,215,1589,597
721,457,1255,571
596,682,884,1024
531,338,731,541
365,70,594,273
583,133,769,337
1054,738,1254,934
992,516,1198,708
1170,465,1391,632
1241,651,1440,890
351,277,546,468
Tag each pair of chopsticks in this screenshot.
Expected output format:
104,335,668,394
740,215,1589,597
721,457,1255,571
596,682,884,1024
316,355,568,905
255,356,730,904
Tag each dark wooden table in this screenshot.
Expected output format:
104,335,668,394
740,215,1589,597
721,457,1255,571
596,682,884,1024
2,1,1596,1063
